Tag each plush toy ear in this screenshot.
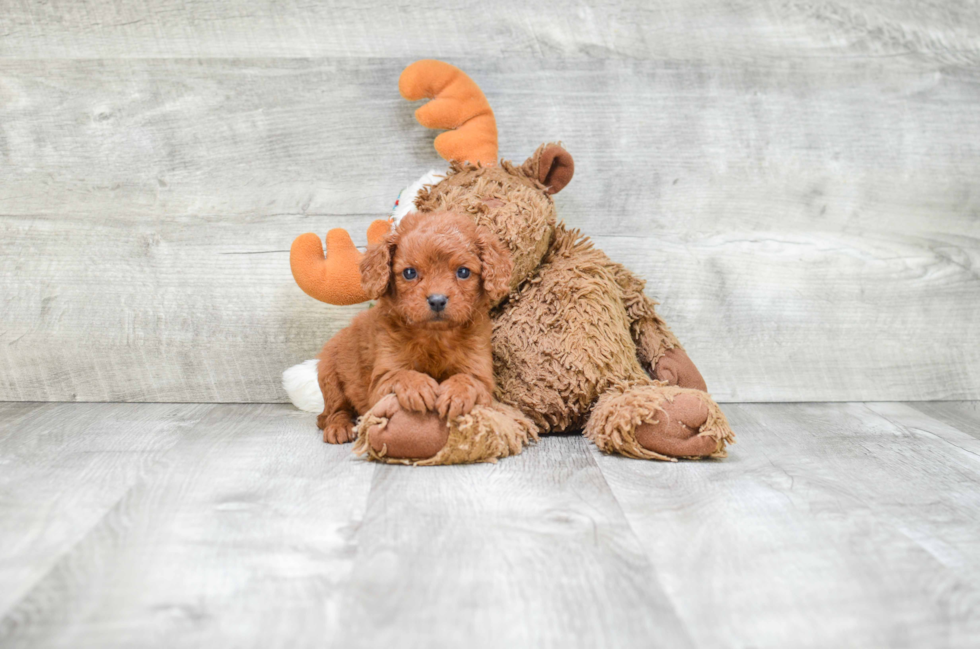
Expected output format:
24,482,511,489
359,230,398,300
476,227,514,303
524,143,574,195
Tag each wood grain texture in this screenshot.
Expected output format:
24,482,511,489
0,404,376,648
334,435,692,649
592,402,980,648
0,402,47,443
0,402,213,617
1,8,979,402
911,401,980,441
3,402,980,647
2,1,976,61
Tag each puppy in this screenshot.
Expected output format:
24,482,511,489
316,211,513,444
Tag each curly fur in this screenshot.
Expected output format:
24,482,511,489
315,211,512,444
360,143,735,463
346,142,734,464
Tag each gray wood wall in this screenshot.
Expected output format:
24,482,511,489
1,1,978,403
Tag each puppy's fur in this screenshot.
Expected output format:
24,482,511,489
316,211,513,444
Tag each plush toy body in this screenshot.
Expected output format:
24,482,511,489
287,60,735,464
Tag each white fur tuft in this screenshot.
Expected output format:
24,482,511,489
390,170,444,225
282,359,324,413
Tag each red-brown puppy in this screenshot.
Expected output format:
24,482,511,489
316,211,513,444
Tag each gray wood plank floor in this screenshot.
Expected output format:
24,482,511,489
1,402,979,648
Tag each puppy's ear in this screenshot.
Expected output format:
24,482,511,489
359,231,397,300
476,228,514,303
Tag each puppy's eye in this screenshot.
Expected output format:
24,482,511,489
456,267,471,279
402,268,417,280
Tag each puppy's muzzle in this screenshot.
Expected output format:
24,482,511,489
427,294,448,313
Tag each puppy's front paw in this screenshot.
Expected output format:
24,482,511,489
388,370,439,413
318,412,355,444
323,421,354,444
436,374,491,421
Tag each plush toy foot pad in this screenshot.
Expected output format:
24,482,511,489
584,384,734,461
369,408,450,459
355,394,449,461
634,392,719,458
354,393,537,466
653,348,708,392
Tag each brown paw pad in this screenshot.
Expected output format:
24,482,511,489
634,393,718,458
369,409,449,460
653,348,707,392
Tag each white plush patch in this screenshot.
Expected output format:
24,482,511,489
282,359,323,413
390,170,444,225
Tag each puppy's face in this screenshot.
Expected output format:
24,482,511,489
359,212,512,329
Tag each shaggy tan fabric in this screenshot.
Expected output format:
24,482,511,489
490,224,655,432
361,142,735,465
584,383,736,461
609,263,683,371
353,401,537,466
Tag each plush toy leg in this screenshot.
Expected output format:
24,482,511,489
353,394,537,466
584,384,735,461
609,263,708,391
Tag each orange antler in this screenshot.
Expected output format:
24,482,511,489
290,219,390,305
399,60,498,166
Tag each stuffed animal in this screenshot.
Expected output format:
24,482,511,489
286,60,735,465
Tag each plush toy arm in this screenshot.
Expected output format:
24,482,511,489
353,396,537,466
289,219,391,305
611,264,708,392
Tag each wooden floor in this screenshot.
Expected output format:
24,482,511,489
0,402,977,648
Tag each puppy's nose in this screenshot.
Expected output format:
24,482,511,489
427,294,448,312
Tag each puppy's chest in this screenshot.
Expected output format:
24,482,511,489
395,334,464,380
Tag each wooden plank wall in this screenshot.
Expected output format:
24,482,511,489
1,2,978,403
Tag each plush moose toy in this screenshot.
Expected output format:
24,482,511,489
286,60,735,465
